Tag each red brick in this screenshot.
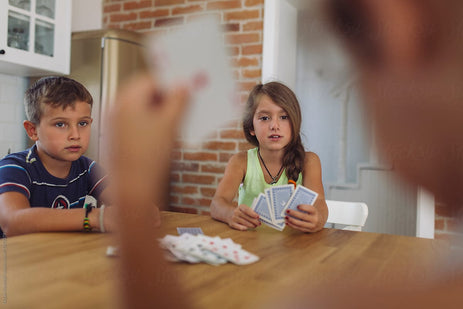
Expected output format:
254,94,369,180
171,150,182,160
224,10,260,21
139,9,170,19
183,173,216,185
434,218,445,231
172,5,203,15
123,21,152,30
228,46,240,56
226,32,260,45
220,129,244,139
184,152,218,161
200,187,217,198
172,161,200,172
243,20,263,31
219,152,234,162
171,185,199,194
232,56,259,67
201,163,226,173
223,23,240,32
123,0,152,10
242,68,261,79
155,0,185,6
207,0,242,10
170,172,181,182
242,44,262,55
245,0,264,7
155,16,184,27
203,141,236,151
103,3,121,13
110,12,137,22
181,197,212,207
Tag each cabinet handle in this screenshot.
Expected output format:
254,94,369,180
0,49,5,55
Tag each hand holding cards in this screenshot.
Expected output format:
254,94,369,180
251,185,318,231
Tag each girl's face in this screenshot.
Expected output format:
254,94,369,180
250,95,292,152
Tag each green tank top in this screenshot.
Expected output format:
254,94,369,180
238,148,303,207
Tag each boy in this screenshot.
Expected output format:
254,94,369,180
0,76,111,237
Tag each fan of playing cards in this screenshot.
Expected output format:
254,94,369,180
159,233,259,266
252,185,319,231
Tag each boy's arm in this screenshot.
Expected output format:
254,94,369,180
210,152,260,230
0,191,103,236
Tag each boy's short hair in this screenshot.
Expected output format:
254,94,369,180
25,76,93,124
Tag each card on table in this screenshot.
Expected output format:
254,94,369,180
177,227,204,235
159,233,259,266
145,16,240,145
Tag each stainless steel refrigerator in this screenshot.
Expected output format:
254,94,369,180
68,29,147,165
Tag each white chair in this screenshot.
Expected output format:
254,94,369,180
325,200,369,231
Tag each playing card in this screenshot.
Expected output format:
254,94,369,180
267,184,294,223
158,234,258,265
198,236,259,265
283,185,319,216
251,193,273,225
177,227,204,235
146,16,240,145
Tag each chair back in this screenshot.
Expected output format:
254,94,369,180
326,200,369,231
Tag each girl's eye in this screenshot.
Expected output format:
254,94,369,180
259,116,270,121
281,115,289,120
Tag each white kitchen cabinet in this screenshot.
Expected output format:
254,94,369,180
0,0,71,76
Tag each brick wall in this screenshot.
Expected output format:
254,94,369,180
101,0,456,239
102,0,263,215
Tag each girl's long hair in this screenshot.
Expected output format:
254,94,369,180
243,82,305,181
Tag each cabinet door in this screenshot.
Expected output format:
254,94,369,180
0,0,71,76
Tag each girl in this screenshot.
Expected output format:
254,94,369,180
210,81,328,232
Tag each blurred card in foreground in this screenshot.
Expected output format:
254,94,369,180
146,16,240,145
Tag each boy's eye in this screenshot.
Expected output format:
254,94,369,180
55,122,65,128
79,121,89,127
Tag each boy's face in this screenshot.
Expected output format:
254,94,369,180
25,101,93,166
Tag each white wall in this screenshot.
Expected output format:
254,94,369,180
71,0,103,32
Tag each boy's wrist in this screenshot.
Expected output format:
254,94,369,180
86,207,100,232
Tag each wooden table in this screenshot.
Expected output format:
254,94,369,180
2,211,452,308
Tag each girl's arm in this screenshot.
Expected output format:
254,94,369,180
210,152,260,230
285,152,328,232
0,191,105,236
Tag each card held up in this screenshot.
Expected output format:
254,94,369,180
146,16,240,145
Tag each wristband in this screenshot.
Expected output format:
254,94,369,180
99,205,106,233
83,203,93,232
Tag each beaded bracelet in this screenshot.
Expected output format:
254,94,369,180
83,203,93,232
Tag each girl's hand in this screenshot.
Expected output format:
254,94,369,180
228,204,261,231
285,204,323,233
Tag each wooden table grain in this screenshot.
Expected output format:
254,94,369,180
2,211,450,308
